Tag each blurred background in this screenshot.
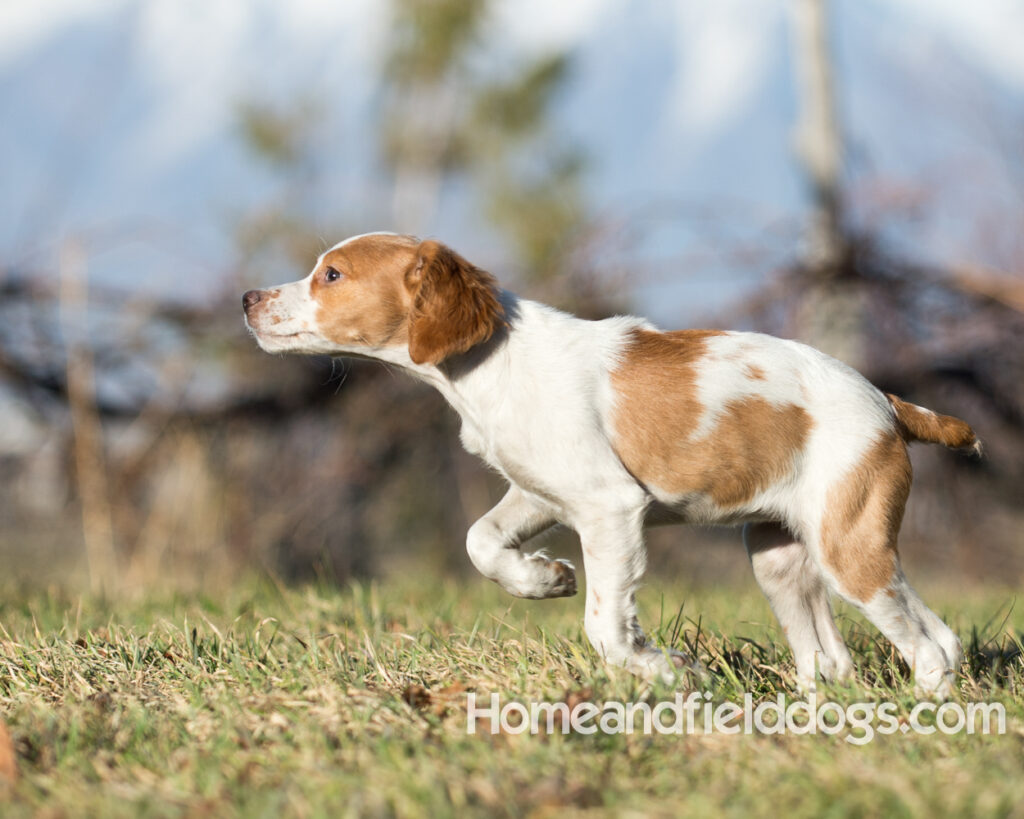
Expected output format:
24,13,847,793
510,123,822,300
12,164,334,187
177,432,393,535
1,0,1022,595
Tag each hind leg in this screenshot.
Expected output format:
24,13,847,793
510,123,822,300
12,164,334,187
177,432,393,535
853,566,962,696
744,522,854,690
814,435,962,697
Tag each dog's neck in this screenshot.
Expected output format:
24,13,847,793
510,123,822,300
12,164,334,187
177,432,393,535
360,290,524,427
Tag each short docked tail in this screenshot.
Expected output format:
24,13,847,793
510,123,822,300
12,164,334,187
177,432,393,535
886,394,982,456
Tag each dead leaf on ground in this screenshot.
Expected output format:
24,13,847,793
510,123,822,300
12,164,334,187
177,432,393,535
402,684,431,711
402,681,468,718
0,719,19,783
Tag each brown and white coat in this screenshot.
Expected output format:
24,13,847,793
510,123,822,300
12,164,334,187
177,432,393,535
243,232,979,695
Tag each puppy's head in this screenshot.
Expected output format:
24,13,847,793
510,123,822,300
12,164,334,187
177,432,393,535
243,233,505,365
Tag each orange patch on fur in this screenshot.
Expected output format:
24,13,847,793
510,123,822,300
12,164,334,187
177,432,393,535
886,394,979,453
820,433,910,602
611,330,811,507
313,235,420,348
406,241,505,365
308,235,504,364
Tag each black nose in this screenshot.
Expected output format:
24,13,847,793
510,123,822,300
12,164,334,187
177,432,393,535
242,290,262,310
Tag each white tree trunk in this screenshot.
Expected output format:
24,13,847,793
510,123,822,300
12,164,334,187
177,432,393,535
790,0,866,369
790,0,845,273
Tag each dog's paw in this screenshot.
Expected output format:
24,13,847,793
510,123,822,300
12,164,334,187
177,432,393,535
545,558,578,598
517,554,577,599
627,646,706,687
912,669,957,702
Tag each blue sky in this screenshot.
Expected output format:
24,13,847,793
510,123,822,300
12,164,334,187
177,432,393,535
1,0,1022,325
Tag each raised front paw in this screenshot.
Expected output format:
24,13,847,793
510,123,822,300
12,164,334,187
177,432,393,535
516,553,578,599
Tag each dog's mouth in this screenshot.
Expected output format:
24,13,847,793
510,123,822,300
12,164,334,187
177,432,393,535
247,325,322,354
245,317,305,340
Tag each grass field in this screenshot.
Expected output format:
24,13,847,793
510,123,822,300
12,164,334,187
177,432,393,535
0,567,1021,817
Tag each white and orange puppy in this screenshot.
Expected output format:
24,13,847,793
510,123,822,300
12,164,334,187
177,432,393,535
243,232,979,696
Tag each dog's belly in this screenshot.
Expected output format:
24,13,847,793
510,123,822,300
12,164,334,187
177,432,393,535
644,497,778,529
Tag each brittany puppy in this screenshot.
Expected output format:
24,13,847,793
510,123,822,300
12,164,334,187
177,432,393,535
243,232,979,696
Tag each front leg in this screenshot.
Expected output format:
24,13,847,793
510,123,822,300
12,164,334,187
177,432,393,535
466,486,576,599
579,509,699,684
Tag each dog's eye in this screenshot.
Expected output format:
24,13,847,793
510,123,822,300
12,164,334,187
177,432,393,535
325,267,342,282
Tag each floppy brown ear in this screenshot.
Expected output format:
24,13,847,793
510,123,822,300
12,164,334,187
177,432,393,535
406,240,506,365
